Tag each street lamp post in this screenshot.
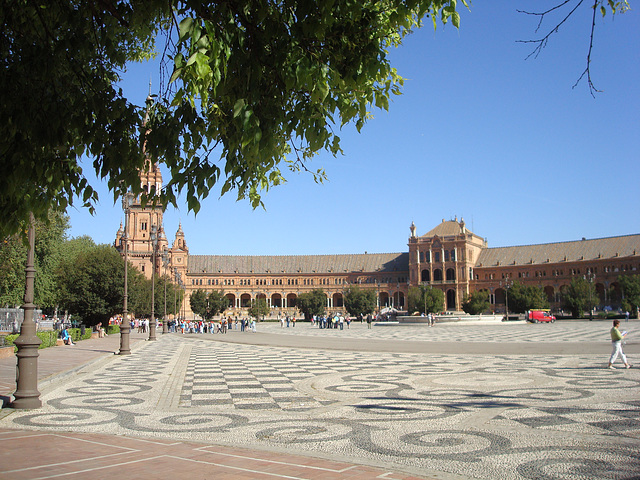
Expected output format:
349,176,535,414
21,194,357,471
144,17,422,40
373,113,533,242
12,212,42,409
162,247,169,334
149,224,158,340
501,279,513,320
174,268,178,323
119,193,134,355
585,270,595,321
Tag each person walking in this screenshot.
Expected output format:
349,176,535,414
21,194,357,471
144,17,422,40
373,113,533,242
608,320,631,369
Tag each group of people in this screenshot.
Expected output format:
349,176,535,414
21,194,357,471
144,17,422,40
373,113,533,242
280,316,297,328
312,314,352,330
178,317,257,334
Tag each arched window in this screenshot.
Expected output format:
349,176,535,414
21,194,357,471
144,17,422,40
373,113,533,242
433,269,443,281
421,269,430,282
446,268,455,281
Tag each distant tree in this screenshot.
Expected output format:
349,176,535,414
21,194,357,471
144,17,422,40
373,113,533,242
297,289,327,320
407,285,444,314
343,286,376,316
58,245,126,326
462,291,491,315
248,298,269,321
189,289,208,320
207,290,227,317
561,276,597,318
618,274,640,317
507,281,549,314
0,211,69,310
189,289,226,320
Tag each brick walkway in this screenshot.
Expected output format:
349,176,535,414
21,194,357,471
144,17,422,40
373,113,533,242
0,428,422,480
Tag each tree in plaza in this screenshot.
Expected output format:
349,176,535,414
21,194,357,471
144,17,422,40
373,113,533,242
248,298,269,321
297,289,327,321
57,244,128,327
189,289,209,320
561,276,598,318
343,286,376,316
207,290,228,317
188,288,225,320
407,285,444,315
506,281,549,314
618,274,640,318
461,290,491,315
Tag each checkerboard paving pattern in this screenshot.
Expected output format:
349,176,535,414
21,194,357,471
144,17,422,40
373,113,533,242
179,342,415,410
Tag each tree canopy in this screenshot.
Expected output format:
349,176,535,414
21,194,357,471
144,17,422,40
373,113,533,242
407,285,444,314
0,211,69,310
343,286,377,316
1,0,464,238
561,276,598,318
461,290,491,315
190,289,226,319
2,0,628,240
297,289,327,320
619,274,640,318
247,298,269,320
507,281,549,314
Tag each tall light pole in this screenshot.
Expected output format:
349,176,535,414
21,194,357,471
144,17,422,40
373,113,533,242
12,212,41,409
149,224,157,340
119,193,134,355
585,270,595,321
174,268,178,323
162,247,169,334
500,279,513,320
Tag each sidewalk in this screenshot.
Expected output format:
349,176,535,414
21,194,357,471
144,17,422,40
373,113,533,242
0,331,147,400
0,332,431,480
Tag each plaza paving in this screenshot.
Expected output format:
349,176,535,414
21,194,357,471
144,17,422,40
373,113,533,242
0,320,638,479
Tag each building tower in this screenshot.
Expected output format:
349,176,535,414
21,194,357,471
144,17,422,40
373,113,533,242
114,160,168,279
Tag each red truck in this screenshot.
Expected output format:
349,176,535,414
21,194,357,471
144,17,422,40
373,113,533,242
527,310,556,323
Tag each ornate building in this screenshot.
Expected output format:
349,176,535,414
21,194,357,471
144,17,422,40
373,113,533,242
115,164,640,318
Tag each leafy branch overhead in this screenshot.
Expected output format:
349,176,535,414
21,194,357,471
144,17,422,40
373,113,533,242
0,0,627,239
0,0,463,238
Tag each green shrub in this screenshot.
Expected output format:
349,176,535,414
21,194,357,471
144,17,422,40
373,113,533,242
1,332,58,352
106,325,120,335
68,328,91,341
4,334,18,351
37,331,59,349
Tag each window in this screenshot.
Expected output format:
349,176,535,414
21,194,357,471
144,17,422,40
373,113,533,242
435,252,441,263
444,250,449,262
451,249,456,261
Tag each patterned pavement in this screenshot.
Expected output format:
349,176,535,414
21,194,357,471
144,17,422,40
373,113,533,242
0,321,638,480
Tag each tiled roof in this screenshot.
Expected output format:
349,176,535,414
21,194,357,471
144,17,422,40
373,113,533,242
476,234,640,267
423,219,471,238
188,253,409,275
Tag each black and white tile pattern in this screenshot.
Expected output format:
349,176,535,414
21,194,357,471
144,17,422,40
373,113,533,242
1,328,638,480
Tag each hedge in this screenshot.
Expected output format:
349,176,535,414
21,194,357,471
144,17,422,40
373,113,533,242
3,331,59,352
2,329,91,352
106,325,120,335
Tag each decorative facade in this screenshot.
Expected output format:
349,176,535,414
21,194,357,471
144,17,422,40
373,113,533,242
115,165,640,318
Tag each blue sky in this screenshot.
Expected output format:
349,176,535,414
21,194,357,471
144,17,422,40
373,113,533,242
68,2,640,256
